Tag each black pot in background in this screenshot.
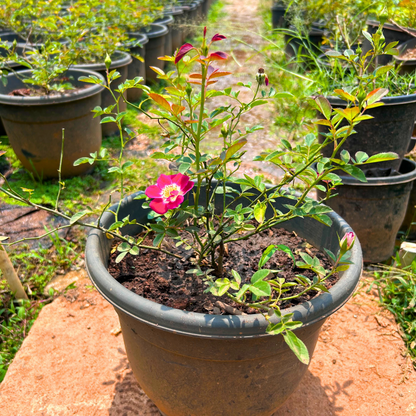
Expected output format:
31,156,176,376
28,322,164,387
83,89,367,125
124,33,149,102
284,27,324,68
319,158,416,263
154,15,174,57
394,37,416,74
271,3,288,29
319,93,416,172
0,31,69,50
164,7,184,52
86,185,362,416
179,2,199,38
72,51,132,136
0,69,104,178
140,24,169,83
363,20,416,66
0,42,35,136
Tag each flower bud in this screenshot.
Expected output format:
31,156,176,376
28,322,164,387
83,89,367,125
186,84,192,97
340,232,355,252
105,53,112,70
221,122,228,139
256,68,269,86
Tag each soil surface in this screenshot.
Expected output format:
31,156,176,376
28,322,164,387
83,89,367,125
401,47,416,60
109,228,338,314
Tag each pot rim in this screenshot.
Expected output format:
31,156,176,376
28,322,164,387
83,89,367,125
335,158,416,186
326,91,416,106
86,189,363,339
0,68,105,106
366,19,416,35
71,50,132,71
154,15,174,26
126,32,150,47
1,42,35,68
140,23,169,39
164,6,184,16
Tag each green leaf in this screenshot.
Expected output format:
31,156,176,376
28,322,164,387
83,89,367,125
341,165,366,182
69,210,89,224
231,270,241,285
364,152,398,164
117,242,131,252
249,281,271,297
254,202,266,224
315,96,332,119
115,251,128,263
283,330,310,365
73,157,91,166
251,269,270,283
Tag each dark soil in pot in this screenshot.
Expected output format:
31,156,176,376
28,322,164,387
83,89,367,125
86,186,362,416
139,24,169,83
108,227,339,314
124,33,149,102
72,51,132,136
319,94,416,172
394,37,416,74
0,68,104,178
318,158,416,263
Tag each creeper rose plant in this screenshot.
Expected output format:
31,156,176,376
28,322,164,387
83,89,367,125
0,27,397,364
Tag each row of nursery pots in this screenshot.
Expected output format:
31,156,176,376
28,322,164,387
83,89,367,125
0,0,215,179
271,6,416,262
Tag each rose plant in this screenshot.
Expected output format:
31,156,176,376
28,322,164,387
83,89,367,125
0,27,398,365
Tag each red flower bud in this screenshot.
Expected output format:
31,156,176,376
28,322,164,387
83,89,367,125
211,33,226,42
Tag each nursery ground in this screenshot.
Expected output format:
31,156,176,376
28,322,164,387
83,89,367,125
0,272,415,416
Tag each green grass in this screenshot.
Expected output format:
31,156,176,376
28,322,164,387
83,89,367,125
371,263,416,368
0,234,81,382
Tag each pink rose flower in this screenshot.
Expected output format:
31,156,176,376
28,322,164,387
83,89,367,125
145,174,194,215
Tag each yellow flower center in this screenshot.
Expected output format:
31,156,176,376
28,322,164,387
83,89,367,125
161,184,182,202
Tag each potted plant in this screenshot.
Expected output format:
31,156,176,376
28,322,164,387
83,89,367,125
69,28,394,414
317,24,416,172
0,38,104,178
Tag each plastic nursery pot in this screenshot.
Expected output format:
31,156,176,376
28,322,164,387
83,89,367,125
164,7,185,52
0,42,35,137
394,38,416,75
284,27,324,67
124,33,149,102
363,20,416,66
178,1,199,39
201,0,209,17
400,177,416,240
86,185,363,416
271,3,288,29
319,158,416,263
139,24,169,83
0,31,69,50
154,15,174,57
0,69,104,179
72,51,132,136
319,93,416,172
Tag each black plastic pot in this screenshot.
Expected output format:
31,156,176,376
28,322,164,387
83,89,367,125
394,37,416,74
271,4,288,29
319,158,416,263
0,42,35,136
179,2,199,38
86,186,362,416
319,94,416,172
154,15,174,57
139,24,169,83
0,69,104,178
363,20,416,66
0,31,69,50
72,51,132,136
284,27,324,65
164,7,185,52
124,33,149,102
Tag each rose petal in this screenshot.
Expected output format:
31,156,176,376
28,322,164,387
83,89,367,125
166,194,184,210
172,173,189,190
149,198,168,214
182,180,194,194
211,34,226,42
157,174,173,188
145,184,162,198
